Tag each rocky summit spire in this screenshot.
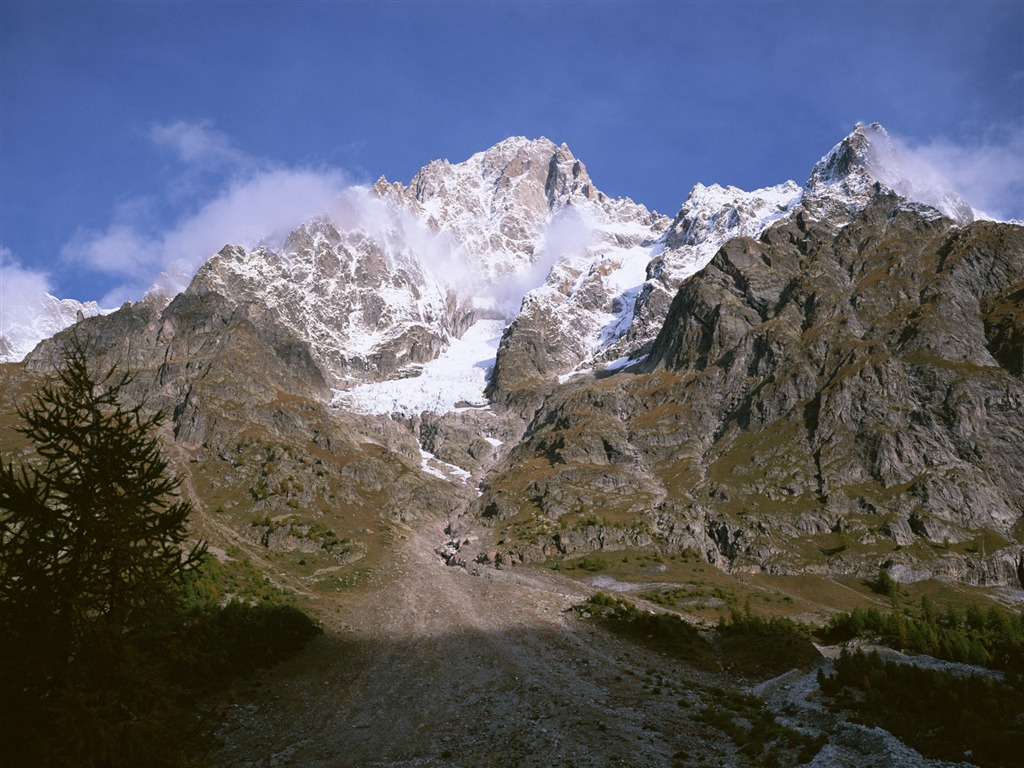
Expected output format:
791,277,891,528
803,122,976,225
378,136,655,284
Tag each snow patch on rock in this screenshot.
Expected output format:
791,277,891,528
332,318,503,416
418,447,473,483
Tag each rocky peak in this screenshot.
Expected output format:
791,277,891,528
801,122,890,223
662,180,804,262
540,141,601,209
375,137,655,284
809,121,877,184
281,216,344,254
803,122,976,225
186,212,471,390
409,136,579,213
477,193,1024,584
587,179,806,373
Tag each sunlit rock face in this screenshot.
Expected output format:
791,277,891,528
14,126,1024,585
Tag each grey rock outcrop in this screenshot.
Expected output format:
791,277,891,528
473,192,1024,583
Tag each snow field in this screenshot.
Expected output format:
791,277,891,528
331,318,505,417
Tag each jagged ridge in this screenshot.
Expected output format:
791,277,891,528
7,124,1023,587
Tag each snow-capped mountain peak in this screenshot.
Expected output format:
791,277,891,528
139,137,667,413
664,180,804,255
0,293,109,363
573,179,804,365
375,137,661,285
336,138,671,411
6,124,997,407
803,122,977,224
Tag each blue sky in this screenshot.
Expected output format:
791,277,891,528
2,0,1022,306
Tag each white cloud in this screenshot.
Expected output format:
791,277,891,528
1,247,53,335
0,247,111,361
63,167,351,305
149,120,251,169
324,188,470,288
63,224,156,281
1,246,53,292
484,205,596,316
58,119,358,305
1,247,54,356
884,126,1024,222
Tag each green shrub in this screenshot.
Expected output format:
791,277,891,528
696,687,824,765
584,593,715,667
572,554,607,572
717,606,820,678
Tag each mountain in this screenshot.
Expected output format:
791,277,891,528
488,179,804,409
469,124,1024,584
802,122,979,225
4,124,1023,592
0,293,107,363
477,194,1024,580
6,122,1024,768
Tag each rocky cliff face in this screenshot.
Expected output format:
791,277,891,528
802,122,978,225
5,125,1023,588
485,123,987,411
13,261,469,589
651,193,1022,548
485,173,804,409
187,219,474,388
465,125,1023,585
377,137,675,409
472,191,1024,585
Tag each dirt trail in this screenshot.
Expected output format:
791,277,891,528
210,519,723,767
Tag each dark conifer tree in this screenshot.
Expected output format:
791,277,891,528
0,338,205,767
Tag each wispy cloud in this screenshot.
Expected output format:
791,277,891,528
1,247,53,333
148,120,261,204
885,126,1024,221
485,205,596,316
149,120,252,170
63,166,350,306
56,120,352,305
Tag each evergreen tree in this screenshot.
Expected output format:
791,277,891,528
0,339,205,766
872,565,899,597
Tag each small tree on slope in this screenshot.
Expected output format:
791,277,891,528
0,338,205,767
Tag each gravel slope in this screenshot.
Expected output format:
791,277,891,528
208,519,967,768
